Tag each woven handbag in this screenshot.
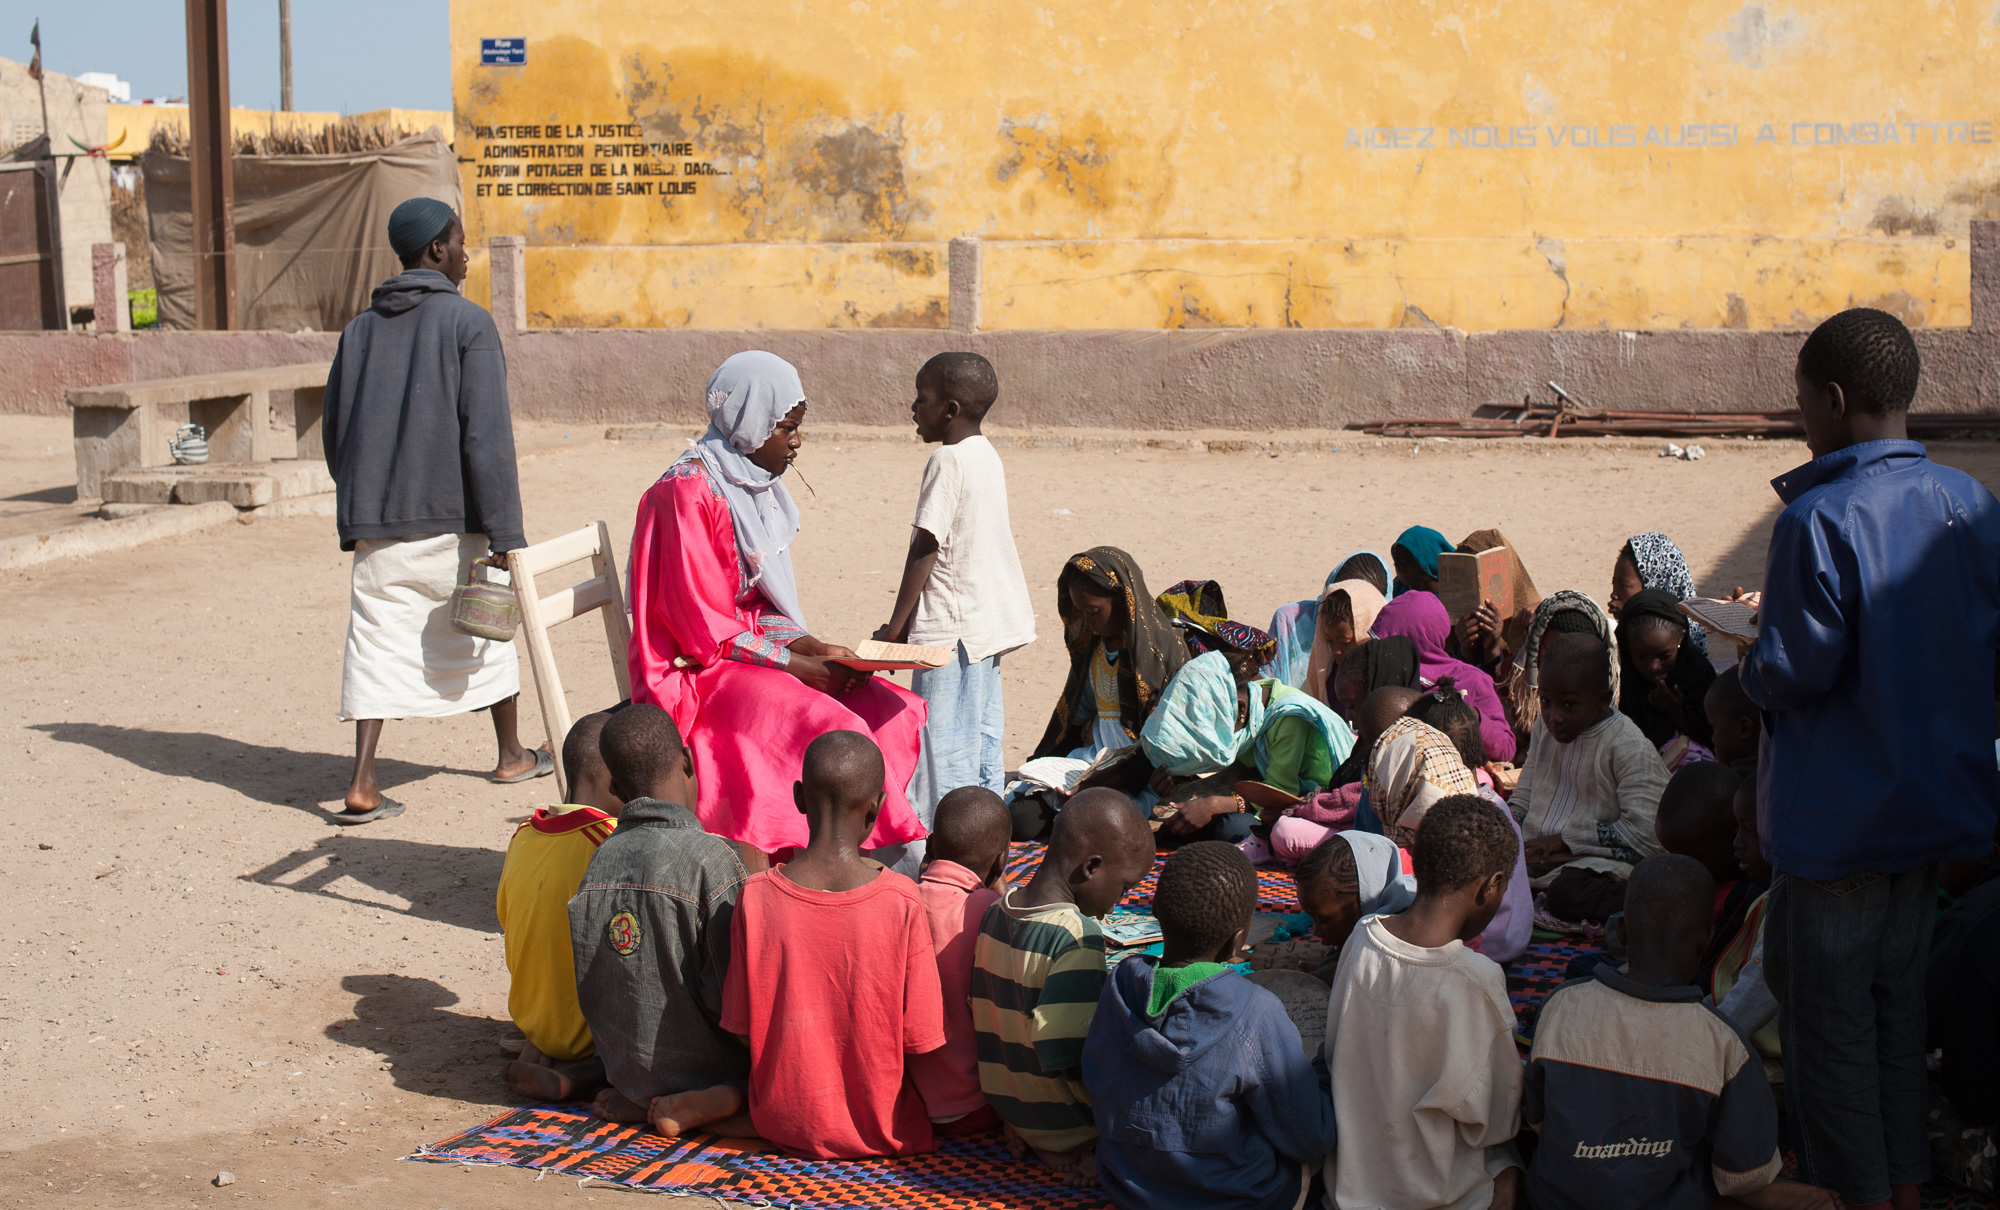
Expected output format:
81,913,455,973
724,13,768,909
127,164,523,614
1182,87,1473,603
450,555,521,641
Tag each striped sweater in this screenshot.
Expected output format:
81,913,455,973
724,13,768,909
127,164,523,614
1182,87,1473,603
968,891,1107,1152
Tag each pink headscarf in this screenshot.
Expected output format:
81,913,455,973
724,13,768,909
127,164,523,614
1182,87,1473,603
1369,591,1517,763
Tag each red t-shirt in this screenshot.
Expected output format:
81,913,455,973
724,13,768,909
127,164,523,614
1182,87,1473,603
720,866,947,1158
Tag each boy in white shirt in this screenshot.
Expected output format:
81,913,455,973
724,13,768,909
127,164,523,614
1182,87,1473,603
1324,793,1525,1210
876,352,1036,869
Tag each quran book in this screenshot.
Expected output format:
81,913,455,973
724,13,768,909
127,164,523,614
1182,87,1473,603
1436,547,1513,621
1101,914,1166,949
1677,598,1759,643
827,639,955,671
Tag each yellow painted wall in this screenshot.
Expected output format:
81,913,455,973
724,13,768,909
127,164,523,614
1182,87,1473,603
450,0,2000,331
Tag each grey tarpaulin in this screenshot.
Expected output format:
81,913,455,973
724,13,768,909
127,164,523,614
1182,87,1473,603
141,129,461,332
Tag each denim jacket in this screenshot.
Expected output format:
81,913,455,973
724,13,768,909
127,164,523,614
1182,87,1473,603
569,797,750,1100
1740,440,2000,880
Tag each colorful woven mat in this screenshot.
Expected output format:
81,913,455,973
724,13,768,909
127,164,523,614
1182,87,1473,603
1504,936,1606,1044
409,1108,1114,1209
1003,842,1298,913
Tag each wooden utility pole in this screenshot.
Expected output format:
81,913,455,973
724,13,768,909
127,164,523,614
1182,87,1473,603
278,0,292,111
185,0,237,329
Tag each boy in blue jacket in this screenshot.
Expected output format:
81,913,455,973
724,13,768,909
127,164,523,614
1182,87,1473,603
1739,307,2000,1210
1081,842,1336,1210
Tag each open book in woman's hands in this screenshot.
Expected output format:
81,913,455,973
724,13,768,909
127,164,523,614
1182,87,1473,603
826,639,955,671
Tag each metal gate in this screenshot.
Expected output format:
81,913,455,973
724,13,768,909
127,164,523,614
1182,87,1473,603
0,158,66,330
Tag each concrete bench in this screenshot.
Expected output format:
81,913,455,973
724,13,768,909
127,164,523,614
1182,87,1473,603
66,363,332,498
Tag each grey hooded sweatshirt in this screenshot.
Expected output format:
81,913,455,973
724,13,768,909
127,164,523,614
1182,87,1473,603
322,269,526,552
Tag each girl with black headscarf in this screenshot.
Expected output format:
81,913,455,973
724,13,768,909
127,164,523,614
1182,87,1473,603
1616,587,1718,760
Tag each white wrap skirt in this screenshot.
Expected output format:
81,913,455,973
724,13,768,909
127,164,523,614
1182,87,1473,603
340,532,520,721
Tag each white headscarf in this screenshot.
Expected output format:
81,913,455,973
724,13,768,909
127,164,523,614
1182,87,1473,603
690,351,808,627
1338,831,1418,917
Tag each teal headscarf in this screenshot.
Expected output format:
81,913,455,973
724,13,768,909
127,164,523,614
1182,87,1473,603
1141,652,1251,775
1141,652,1356,793
1391,526,1454,595
1249,682,1355,795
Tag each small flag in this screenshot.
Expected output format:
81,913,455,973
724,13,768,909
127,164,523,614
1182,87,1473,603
27,19,41,81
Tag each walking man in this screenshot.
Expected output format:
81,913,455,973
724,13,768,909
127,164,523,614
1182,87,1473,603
322,196,549,823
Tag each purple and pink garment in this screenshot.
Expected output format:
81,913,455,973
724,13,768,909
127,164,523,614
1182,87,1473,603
1370,590,1517,763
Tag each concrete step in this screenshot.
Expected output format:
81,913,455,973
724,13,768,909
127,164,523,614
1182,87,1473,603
101,460,334,508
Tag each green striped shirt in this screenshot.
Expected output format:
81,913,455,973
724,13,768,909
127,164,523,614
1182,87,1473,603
968,891,1107,1152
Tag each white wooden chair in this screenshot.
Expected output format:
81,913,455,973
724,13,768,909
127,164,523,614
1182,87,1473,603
507,520,632,802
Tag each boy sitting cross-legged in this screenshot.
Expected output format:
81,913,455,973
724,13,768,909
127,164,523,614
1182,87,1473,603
1526,854,1837,1210
497,710,620,1102
1083,840,1338,1210
567,703,753,1136
909,785,1013,1132
971,787,1156,1187
720,730,948,1158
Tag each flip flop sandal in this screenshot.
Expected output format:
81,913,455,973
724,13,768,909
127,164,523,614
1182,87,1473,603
494,747,555,784
330,796,405,826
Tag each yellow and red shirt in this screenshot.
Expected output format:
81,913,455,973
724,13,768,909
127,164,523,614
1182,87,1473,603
496,805,616,1061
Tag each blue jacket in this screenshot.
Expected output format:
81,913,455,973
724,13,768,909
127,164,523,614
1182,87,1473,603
1739,440,2000,880
1082,955,1337,1210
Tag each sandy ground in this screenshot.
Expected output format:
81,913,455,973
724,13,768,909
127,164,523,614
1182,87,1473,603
5,410,2000,1207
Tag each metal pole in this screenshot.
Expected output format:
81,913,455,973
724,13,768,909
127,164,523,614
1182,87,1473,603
278,0,292,112
185,0,237,329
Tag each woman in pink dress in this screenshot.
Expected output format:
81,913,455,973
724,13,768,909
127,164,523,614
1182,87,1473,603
627,351,927,868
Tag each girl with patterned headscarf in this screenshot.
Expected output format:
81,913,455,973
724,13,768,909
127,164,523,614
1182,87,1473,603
1505,591,1621,741
1611,531,1707,655
1033,546,1189,760
1366,716,1481,844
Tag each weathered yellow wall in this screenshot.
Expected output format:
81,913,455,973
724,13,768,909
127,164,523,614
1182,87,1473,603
451,0,2000,331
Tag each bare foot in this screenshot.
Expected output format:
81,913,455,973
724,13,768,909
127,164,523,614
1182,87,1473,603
1001,1121,1029,1160
1062,1146,1099,1189
593,1087,650,1124
1724,1180,1842,1210
1028,1142,1086,1181
648,1084,746,1137
500,1059,576,1101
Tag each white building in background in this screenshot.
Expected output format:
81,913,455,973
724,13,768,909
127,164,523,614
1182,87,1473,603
75,73,131,103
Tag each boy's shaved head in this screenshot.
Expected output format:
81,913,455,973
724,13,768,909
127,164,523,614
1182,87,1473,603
1049,787,1152,862
1655,762,1743,884
562,711,612,785
599,703,687,798
1152,841,1257,960
1706,666,1756,725
1042,787,1155,917
918,351,1000,418
929,785,1011,874
1541,632,1611,690
800,730,886,807
1623,854,1716,973
1357,686,1423,745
